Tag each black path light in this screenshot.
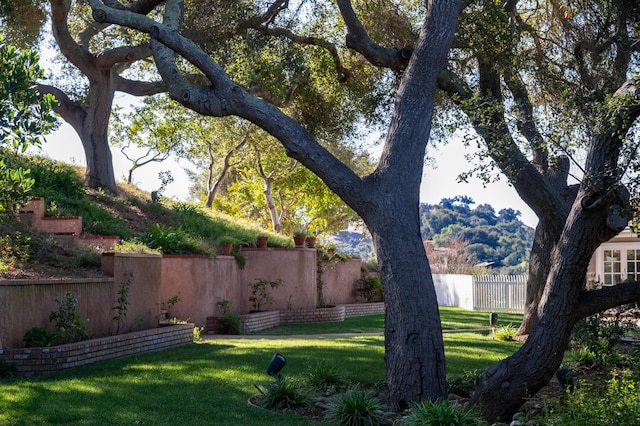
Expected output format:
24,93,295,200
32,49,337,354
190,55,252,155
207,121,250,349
490,312,499,333
267,353,287,379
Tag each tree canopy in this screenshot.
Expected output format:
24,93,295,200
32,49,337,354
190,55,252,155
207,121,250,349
0,35,57,213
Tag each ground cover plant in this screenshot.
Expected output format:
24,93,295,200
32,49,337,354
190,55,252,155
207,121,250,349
0,332,521,425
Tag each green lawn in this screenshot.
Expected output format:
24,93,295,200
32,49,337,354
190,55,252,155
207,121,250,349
251,307,523,335
0,314,523,425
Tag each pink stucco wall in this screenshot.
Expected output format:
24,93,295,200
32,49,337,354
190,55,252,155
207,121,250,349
160,248,320,325
320,258,362,306
0,253,163,348
1,250,361,347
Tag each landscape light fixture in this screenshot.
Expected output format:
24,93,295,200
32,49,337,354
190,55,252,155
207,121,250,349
267,353,287,379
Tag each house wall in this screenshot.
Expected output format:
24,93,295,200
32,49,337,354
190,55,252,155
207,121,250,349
587,228,639,284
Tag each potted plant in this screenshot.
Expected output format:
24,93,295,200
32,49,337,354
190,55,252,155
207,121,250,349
305,233,317,248
293,231,306,247
217,235,238,255
256,235,268,248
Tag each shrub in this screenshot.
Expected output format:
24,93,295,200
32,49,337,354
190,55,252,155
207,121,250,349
0,359,17,379
325,387,386,426
494,323,519,341
447,369,483,398
49,291,90,344
355,275,383,303
545,373,640,425
401,399,482,426
571,311,631,368
306,360,348,394
260,376,311,411
248,278,282,312
23,326,55,347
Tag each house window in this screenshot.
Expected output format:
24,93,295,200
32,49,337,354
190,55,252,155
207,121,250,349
597,245,640,285
603,249,622,285
627,249,640,281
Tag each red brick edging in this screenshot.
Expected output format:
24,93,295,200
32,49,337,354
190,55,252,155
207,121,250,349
0,324,194,376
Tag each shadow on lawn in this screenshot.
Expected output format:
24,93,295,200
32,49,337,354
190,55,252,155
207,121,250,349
0,338,386,425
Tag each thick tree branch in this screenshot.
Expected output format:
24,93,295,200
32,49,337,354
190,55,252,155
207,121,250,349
336,0,412,71
503,70,548,172
51,0,96,76
90,0,371,208
578,282,640,319
94,43,152,69
114,75,166,96
37,83,86,132
437,68,568,230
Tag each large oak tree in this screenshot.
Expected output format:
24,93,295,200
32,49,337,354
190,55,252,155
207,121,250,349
90,0,461,410
90,0,640,422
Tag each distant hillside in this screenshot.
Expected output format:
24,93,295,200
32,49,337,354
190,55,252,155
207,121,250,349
420,196,534,274
322,197,535,274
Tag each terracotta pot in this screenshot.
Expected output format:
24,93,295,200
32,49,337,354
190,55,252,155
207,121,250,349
257,236,268,248
293,235,306,247
305,236,316,248
220,243,233,255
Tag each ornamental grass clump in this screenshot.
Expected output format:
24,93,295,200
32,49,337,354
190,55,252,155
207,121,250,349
325,387,386,426
306,360,348,394
260,376,311,411
493,323,519,341
401,399,483,426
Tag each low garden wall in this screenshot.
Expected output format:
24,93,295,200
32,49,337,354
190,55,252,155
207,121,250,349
344,302,384,317
208,303,385,334
0,324,194,376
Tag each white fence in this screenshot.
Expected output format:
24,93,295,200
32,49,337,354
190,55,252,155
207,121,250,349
433,274,526,313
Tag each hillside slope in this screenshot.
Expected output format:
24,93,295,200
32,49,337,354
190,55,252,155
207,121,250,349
0,152,289,279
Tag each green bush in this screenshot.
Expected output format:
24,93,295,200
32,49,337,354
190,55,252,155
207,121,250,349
0,359,17,379
401,399,482,426
306,360,348,394
23,326,55,347
325,387,386,426
259,376,311,411
219,312,243,334
49,291,90,344
494,323,519,341
447,369,483,398
355,275,383,303
571,311,631,368
546,373,640,425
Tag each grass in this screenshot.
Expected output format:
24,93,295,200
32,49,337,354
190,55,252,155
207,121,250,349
251,307,523,335
0,331,522,425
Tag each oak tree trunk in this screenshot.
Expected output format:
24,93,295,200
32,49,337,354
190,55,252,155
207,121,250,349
366,196,448,410
472,202,608,421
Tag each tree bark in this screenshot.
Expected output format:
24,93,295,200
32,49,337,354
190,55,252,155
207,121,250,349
46,0,165,193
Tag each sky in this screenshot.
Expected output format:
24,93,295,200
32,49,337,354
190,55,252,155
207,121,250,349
34,109,539,229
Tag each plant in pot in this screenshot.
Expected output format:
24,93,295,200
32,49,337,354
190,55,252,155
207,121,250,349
305,233,317,248
217,235,238,255
256,235,268,248
293,231,306,247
